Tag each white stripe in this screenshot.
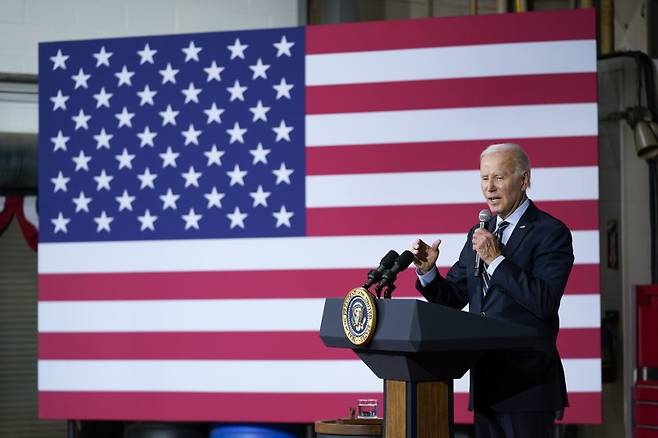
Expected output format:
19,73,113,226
559,294,600,328
38,295,600,333
38,360,382,393
563,358,602,392
37,358,600,392
39,298,326,332
38,230,598,274
306,103,598,147
306,40,596,86
23,196,39,230
307,167,598,207
572,230,599,264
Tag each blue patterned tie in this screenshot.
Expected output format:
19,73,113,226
481,221,510,296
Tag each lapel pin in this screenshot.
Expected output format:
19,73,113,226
519,225,526,229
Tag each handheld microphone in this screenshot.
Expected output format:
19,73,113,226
363,250,399,290
474,209,492,276
376,250,415,298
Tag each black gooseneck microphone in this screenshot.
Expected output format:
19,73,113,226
474,209,492,276
376,250,415,298
363,250,399,290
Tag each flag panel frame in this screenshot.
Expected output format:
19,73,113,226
38,9,601,424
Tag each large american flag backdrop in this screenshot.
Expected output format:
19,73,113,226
38,9,601,423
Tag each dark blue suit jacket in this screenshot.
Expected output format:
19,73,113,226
416,200,574,413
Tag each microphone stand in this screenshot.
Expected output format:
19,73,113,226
383,284,396,299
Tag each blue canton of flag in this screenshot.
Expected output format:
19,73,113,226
39,27,305,242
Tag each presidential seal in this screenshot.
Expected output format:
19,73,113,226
342,287,377,346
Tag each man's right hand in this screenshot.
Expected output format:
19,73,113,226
411,238,441,274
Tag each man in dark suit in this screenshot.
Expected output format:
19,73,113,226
411,143,574,438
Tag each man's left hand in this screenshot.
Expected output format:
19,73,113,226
472,228,502,265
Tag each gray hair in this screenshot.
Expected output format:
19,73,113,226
481,143,531,184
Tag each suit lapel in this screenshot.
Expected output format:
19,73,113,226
503,200,537,256
482,201,537,307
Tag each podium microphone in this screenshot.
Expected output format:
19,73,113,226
474,209,492,276
376,250,415,298
364,250,399,291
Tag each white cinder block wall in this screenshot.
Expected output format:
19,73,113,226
0,0,301,75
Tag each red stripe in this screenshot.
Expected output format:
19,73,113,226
559,392,602,424
307,74,596,115
39,328,598,360
15,196,38,251
556,328,600,358
306,136,598,175
563,264,600,296
306,10,595,54
38,391,601,423
38,266,598,301
307,200,598,236
38,264,599,301
533,201,599,233
37,332,354,360
0,196,18,231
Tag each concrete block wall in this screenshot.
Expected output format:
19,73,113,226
0,0,300,75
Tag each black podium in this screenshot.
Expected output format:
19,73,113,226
319,299,537,438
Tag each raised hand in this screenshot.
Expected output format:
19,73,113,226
411,238,441,274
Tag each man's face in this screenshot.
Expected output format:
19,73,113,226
480,151,529,219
